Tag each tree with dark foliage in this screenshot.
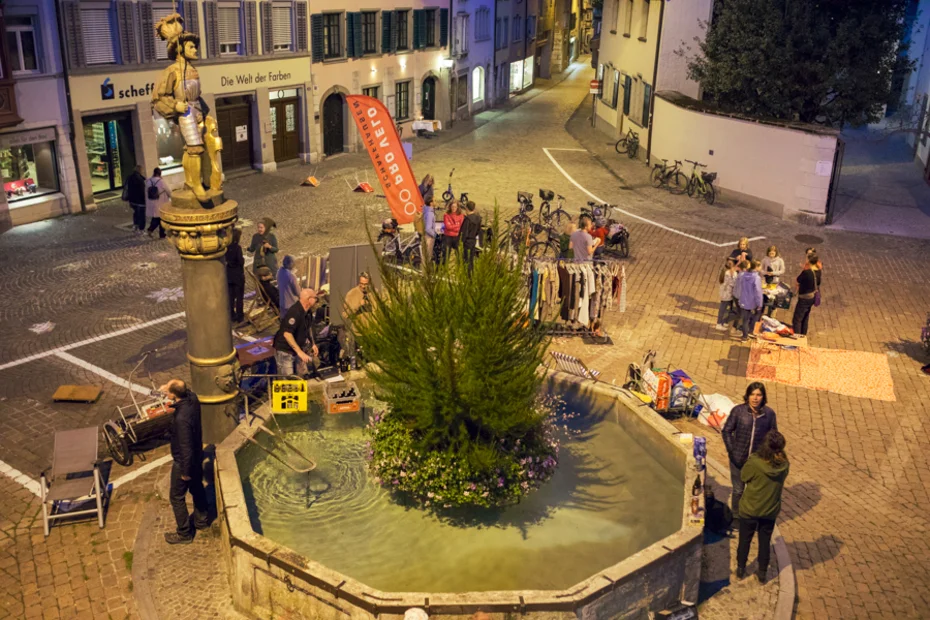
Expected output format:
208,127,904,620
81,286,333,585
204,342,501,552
684,0,914,127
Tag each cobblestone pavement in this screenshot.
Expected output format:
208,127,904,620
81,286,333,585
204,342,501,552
0,58,929,619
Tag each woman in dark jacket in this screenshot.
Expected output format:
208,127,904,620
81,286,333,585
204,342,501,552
736,430,789,583
247,218,279,274
225,228,245,323
792,251,821,336
722,382,778,519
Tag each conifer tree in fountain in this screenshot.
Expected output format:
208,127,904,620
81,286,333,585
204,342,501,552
353,210,559,509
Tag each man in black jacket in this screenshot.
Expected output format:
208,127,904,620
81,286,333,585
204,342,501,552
125,165,147,233
722,382,778,518
161,379,210,544
460,201,482,269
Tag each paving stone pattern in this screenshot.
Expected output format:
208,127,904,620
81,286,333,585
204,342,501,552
0,61,928,618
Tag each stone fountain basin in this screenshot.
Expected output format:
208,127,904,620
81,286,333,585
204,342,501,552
214,372,703,619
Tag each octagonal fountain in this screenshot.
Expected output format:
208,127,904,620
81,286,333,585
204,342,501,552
215,373,703,619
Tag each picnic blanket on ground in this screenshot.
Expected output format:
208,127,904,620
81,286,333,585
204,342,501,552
747,341,896,402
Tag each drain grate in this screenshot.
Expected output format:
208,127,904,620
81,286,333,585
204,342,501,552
471,157,492,163
794,234,824,245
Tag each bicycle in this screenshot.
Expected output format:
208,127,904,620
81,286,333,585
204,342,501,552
527,222,562,259
684,160,717,205
538,189,573,228
650,159,687,194
615,128,639,159
378,224,423,266
441,168,455,203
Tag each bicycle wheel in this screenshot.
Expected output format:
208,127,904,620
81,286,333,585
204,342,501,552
650,166,665,188
628,142,639,159
529,241,559,260
104,421,132,467
549,210,571,228
442,190,453,202
687,178,697,198
704,183,716,206
668,171,688,195
615,138,629,154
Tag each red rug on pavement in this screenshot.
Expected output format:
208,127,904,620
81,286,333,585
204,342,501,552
747,341,896,402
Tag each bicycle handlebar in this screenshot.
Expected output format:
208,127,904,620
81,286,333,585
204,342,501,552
685,159,707,167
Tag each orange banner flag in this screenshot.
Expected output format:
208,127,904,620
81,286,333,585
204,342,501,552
346,95,422,225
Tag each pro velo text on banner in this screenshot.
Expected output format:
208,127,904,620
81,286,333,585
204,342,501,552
346,95,423,225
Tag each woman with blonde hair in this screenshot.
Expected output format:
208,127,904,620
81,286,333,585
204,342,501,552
729,237,753,263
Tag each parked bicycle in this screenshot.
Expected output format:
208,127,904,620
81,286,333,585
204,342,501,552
527,223,562,260
377,219,423,267
684,160,717,205
441,168,456,203
650,159,687,194
538,189,573,228
615,128,640,159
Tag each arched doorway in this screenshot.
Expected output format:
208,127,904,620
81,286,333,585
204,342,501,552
422,76,437,121
322,93,344,156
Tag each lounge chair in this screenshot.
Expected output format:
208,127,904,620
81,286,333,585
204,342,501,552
40,427,109,536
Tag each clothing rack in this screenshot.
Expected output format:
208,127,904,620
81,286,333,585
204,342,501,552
525,258,626,341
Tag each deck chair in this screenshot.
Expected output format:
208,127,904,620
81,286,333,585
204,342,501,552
549,351,601,382
245,269,280,333
40,427,109,536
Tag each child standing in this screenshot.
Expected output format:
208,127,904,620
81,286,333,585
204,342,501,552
716,257,739,331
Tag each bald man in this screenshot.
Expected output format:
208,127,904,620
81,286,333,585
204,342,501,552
273,288,319,376
160,379,209,544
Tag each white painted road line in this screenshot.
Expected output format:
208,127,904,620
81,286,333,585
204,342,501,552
111,454,173,490
0,458,42,496
54,351,152,395
543,148,765,248
0,312,186,372
0,453,175,498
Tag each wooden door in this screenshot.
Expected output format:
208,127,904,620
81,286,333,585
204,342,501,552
322,94,344,156
271,98,300,162
422,77,436,120
216,100,253,171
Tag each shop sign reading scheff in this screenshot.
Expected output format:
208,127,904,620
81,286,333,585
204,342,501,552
68,57,312,112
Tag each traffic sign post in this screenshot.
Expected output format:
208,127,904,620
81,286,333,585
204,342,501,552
590,80,601,128
589,80,602,95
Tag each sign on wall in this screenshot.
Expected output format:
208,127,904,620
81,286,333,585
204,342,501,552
235,125,248,142
0,127,57,149
69,56,311,112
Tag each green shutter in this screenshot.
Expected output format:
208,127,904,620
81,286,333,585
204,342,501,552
622,75,632,115
413,9,424,49
391,11,400,51
382,11,392,53
439,8,449,48
347,12,362,58
643,83,652,129
311,13,324,62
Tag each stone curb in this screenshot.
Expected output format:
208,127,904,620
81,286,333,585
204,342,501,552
704,454,797,620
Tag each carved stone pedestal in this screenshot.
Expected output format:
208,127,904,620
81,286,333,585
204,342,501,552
160,189,239,444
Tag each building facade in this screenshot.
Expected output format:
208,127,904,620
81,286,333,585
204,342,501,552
309,2,452,160
0,0,80,229
492,0,539,105
448,0,494,119
593,0,711,159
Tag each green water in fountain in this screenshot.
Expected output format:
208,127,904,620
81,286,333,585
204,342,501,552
238,383,683,593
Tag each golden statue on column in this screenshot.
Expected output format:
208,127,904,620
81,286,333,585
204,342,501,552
153,13,223,205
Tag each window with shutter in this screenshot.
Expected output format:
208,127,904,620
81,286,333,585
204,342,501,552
260,2,273,53
203,1,220,57
61,1,85,68
381,11,392,54
346,13,359,58
425,9,436,47
513,15,522,42
412,10,423,49
475,8,489,42
310,13,324,62
138,2,157,63
622,74,631,115
82,8,117,65
116,1,138,64
218,6,242,55
395,80,410,120
181,1,200,40
360,12,376,55
244,2,258,55
272,5,292,51
322,13,341,59
152,5,175,60
642,82,651,129
395,10,407,51
438,8,448,48
295,2,308,51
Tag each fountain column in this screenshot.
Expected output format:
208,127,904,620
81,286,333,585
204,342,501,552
161,194,240,444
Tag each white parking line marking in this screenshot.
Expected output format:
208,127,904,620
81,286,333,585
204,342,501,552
0,453,175,498
543,148,765,248
0,459,42,496
0,312,186,372
54,351,152,395
111,454,173,490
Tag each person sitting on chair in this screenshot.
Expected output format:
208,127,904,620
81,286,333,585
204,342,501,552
255,266,280,315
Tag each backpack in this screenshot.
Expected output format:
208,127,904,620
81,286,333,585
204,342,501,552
704,487,733,535
147,180,160,200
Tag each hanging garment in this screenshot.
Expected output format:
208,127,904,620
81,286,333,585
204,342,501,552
558,264,572,321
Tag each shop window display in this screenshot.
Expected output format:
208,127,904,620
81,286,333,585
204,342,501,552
155,115,184,170
1,141,59,203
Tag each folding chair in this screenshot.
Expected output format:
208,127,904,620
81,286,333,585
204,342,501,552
549,351,601,382
245,269,280,333
40,427,109,536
